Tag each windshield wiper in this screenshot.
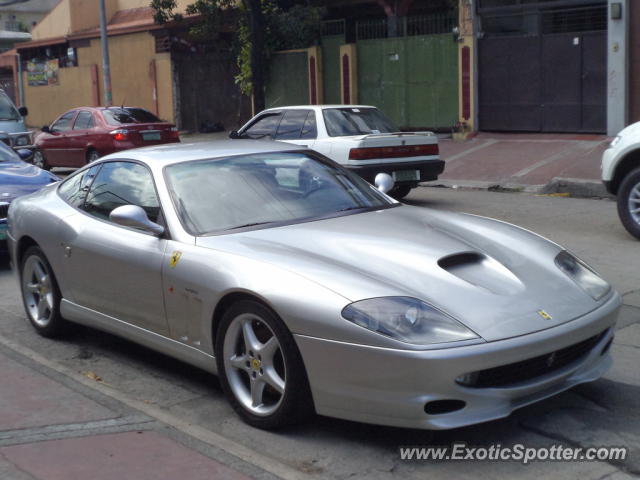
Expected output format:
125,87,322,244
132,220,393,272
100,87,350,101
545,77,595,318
226,221,275,230
336,206,368,212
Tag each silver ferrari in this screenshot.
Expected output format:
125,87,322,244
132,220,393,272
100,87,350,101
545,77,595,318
8,141,620,430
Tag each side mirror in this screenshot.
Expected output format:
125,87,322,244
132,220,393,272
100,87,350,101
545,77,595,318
16,149,33,161
374,173,394,194
18,106,28,117
109,205,164,236
229,130,240,139
41,125,51,133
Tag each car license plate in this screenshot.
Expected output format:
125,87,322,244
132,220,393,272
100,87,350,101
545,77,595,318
0,224,7,241
142,132,161,141
392,170,420,182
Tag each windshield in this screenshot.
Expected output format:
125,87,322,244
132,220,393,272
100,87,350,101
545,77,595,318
322,107,398,137
165,152,394,235
103,107,161,125
0,93,20,122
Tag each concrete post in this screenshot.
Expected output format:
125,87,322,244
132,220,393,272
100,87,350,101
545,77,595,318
607,0,629,135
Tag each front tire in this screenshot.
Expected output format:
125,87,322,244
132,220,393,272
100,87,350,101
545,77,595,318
86,149,100,164
617,167,640,240
215,300,313,429
32,150,50,170
389,185,413,200
20,246,67,337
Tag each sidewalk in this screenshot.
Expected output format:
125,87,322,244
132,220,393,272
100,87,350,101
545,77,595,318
434,132,612,197
179,131,614,197
0,344,257,480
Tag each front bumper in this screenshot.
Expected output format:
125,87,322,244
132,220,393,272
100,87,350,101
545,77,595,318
346,159,445,186
295,292,621,430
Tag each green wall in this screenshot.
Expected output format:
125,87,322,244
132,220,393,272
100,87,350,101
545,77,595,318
321,35,344,104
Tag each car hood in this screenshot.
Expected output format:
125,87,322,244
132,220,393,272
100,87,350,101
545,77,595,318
197,206,609,342
0,159,59,201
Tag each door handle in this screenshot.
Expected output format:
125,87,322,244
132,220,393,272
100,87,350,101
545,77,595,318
64,245,72,258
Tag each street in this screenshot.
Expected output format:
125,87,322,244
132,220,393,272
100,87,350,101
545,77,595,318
0,186,638,480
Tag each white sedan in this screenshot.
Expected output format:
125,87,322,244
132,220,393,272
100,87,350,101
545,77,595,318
231,105,444,199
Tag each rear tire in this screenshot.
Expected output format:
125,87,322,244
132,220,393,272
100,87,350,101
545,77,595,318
617,167,640,240
32,150,50,170
389,185,412,200
20,246,67,338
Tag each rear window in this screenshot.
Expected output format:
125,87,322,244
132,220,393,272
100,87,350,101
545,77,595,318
103,108,161,125
322,108,398,137
0,93,19,122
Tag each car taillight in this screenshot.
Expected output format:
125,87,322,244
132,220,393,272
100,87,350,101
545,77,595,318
169,127,180,139
110,129,129,141
348,144,439,160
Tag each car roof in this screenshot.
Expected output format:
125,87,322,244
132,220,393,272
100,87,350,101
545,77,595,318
261,105,376,112
100,140,307,166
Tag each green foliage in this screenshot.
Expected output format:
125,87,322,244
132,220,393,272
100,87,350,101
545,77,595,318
150,0,325,96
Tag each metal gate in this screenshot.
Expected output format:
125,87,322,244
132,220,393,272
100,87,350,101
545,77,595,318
265,51,309,108
478,5,607,133
356,13,459,130
174,51,251,132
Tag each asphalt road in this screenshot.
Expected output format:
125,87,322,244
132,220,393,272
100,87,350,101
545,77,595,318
0,187,638,480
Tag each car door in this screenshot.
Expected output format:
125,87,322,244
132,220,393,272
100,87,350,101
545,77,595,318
41,111,78,166
273,109,318,149
58,161,170,335
66,111,95,166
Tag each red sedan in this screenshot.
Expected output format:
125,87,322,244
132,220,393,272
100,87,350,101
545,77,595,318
33,107,180,169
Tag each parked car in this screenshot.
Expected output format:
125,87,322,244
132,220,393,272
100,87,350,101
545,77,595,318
33,106,180,170
602,123,640,239
0,142,58,246
231,105,444,199
0,88,34,158
9,140,620,430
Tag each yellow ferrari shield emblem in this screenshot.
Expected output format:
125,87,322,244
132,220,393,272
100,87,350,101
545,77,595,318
537,310,552,320
169,251,182,268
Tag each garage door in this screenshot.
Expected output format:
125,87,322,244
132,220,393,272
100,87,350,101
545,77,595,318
478,5,607,133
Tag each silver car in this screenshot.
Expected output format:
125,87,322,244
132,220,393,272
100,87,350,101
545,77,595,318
8,141,620,430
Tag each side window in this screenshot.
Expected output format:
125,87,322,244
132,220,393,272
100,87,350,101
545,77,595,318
83,162,160,225
243,113,282,139
301,111,317,139
73,111,94,130
275,110,312,140
51,112,76,133
58,165,102,208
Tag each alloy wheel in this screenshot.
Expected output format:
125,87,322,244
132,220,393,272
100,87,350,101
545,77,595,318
33,151,45,169
222,313,286,416
22,255,54,327
627,181,640,226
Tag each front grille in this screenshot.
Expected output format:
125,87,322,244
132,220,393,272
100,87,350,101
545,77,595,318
0,202,9,220
457,329,608,388
0,137,10,147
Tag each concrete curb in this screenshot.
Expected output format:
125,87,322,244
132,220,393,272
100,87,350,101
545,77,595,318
423,177,613,199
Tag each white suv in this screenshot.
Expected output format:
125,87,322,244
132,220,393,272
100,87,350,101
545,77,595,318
602,122,640,239
232,105,444,199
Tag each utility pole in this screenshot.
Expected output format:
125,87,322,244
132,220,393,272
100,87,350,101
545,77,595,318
99,0,112,106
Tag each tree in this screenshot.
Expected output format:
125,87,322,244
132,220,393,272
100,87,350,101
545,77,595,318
151,0,324,113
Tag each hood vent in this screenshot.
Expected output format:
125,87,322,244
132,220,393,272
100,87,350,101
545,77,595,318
438,251,524,295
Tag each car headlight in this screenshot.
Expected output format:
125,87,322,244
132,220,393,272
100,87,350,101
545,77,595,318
341,297,479,345
609,135,621,148
13,134,30,147
555,251,610,301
